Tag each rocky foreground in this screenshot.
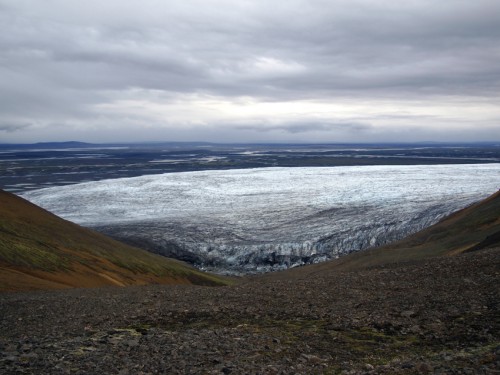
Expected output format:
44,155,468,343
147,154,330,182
1,248,499,374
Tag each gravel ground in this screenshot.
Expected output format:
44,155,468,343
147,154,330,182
1,248,499,374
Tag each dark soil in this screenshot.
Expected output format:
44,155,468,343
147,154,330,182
1,248,499,374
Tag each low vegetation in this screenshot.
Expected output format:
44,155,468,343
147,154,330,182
0,190,230,291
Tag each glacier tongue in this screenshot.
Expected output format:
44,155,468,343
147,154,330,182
21,165,500,274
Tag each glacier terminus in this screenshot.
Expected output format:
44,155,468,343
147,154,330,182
22,164,500,274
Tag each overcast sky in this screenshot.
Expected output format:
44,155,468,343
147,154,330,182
1,0,499,143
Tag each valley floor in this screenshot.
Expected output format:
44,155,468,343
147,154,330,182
1,248,499,374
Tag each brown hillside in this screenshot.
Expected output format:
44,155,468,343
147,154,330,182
0,190,230,291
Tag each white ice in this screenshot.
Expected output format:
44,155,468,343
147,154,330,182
21,164,500,271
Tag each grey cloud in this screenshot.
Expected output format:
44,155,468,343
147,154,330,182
3,0,500,98
0,122,32,132
0,0,499,142
239,121,371,134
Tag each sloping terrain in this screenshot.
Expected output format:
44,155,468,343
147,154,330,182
374,189,500,255
0,190,229,291
0,247,498,373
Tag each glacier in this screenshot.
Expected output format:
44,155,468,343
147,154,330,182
21,164,500,274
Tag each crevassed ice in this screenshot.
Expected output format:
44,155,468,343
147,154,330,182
21,164,500,272
22,165,500,227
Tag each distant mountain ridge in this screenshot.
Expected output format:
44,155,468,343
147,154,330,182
0,141,215,149
0,141,94,149
0,190,230,291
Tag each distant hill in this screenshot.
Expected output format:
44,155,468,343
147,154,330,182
262,189,500,279
0,190,230,291
0,141,95,149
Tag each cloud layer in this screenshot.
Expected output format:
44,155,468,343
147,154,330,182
1,0,499,143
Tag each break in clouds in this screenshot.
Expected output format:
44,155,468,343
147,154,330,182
1,0,499,143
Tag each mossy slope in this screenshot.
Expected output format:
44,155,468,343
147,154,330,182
0,190,230,291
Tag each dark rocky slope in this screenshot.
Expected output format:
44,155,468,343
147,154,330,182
0,248,498,374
